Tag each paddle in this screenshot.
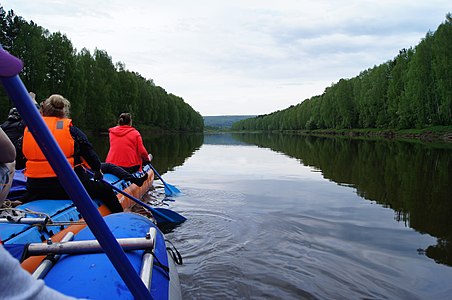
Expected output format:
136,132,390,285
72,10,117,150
108,179,186,225
147,163,181,196
0,46,153,299
85,169,186,225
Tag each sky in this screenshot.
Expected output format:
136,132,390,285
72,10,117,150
3,1,451,116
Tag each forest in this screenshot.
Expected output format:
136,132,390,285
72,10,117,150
0,7,204,132
232,14,451,132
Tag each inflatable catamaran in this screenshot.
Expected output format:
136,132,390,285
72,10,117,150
0,46,184,299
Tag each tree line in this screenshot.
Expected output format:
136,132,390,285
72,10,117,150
0,7,204,132
232,14,451,132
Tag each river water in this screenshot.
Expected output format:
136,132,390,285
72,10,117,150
98,133,452,299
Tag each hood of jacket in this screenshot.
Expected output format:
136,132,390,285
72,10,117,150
109,125,137,137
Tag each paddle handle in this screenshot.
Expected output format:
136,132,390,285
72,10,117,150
147,163,167,188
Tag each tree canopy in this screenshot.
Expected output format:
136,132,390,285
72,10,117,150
232,14,451,132
0,7,204,132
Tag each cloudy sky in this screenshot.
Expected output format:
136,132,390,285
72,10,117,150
4,1,451,116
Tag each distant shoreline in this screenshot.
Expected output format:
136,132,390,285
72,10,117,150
209,126,452,144
299,129,452,144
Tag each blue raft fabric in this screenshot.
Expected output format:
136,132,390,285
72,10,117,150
44,213,170,300
2,243,26,261
1,166,149,249
19,200,74,216
0,223,32,242
7,169,27,200
0,199,75,244
7,170,120,200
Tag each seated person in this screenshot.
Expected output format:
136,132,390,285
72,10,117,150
22,94,123,213
1,93,147,188
0,127,76,300
0,92,38,170
106,113,151,173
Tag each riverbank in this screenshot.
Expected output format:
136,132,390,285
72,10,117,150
305,126,452,143
211,125,452,144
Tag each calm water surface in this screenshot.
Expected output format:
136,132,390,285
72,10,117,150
99,133,452,299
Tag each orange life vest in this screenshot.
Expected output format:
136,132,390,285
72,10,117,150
23,117,74,178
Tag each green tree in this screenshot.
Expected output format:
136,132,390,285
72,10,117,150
431,14,452,125
403,32,436,128
386,48,413,128
45,32,76,97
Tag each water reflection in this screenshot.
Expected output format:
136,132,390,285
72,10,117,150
203,132,250,145
229,133,452,267
90,133,203,174
92,131,452,267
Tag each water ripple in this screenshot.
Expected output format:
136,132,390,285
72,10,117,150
162,183,451,299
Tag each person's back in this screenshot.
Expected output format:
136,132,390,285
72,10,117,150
22,94,123,213
106,125,141,167
106,113,150,173
1,92,39,170
1,108,25,145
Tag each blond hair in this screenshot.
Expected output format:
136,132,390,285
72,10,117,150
40,94,71,118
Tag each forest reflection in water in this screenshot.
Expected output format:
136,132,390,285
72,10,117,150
91,132,204,173
229,132,452,267
92,131,452,268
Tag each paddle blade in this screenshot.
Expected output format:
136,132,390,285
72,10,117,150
164,183,181,197
153,207,186,225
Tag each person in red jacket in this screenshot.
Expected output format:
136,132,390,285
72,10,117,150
106,113,151,173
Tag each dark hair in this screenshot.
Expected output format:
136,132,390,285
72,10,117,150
118,113,132,126
40,94,70,118
7,108,21,121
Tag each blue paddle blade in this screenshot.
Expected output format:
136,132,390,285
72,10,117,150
153,207,186,225
164,183,181,196
85,168,186,226
147,163,181,196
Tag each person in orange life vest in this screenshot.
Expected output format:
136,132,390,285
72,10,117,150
0,128,76,300
1,94,147,187
106,113,151,173
22,94,123,213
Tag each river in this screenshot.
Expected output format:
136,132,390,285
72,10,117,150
96,132,452,299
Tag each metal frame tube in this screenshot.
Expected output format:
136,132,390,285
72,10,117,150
140,227,157,289
32,232,75,279
27,236,154,255
0,217,47,224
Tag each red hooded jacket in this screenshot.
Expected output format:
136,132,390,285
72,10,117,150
105,125,149,169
